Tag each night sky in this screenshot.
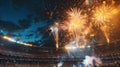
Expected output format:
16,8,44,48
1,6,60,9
0,0,84,47
1,0,120,48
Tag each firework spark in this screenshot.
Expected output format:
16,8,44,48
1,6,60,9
64,8,90,48
101,26,110,43
85,0,89,5
92,1,119,43
50,22,59,49
67,8,87,32
93,2,119,27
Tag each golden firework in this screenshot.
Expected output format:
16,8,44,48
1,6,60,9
93,2,119,27
67,8,87,33
64,8,89,47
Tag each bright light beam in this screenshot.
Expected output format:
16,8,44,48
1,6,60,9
3,36,32,46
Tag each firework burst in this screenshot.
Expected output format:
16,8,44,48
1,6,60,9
92,1,120,43
63,8,90,48
50,22,59,49
93,2,119,27
67,8,88,35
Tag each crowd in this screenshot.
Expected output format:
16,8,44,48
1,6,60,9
0,36,120,67
95,42,120,67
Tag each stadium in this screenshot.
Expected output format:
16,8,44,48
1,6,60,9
0,0,120,67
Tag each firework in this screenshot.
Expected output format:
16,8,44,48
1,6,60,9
67,8,87,32
67,8,88,40
101,26,110,43
93,1,119,27
64,8,90,48
92,1,119,43
85,0,89,5
50,22,59,49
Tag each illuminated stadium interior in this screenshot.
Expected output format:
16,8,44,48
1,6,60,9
0,0,120,67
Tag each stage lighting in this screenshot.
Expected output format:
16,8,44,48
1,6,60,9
3,36,16,42
65,45,77,50
87,45,91,48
